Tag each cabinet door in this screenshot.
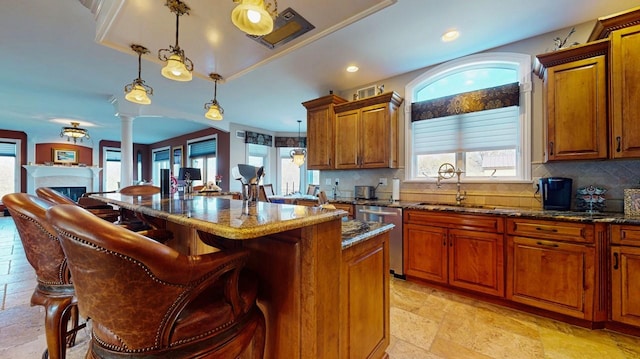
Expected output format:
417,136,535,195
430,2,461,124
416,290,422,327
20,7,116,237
360,103,389,168
507,236,595,319
611,246,640,327
449,229,504,297
307,106,334,169
546,55,608,160
611,25,640,158
404,223,448,283
334,110,360,169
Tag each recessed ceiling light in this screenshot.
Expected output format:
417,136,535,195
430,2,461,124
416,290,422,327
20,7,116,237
346,65,359,73
441,29,460,42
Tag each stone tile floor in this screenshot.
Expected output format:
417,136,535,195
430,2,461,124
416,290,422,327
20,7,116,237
0,216,639,358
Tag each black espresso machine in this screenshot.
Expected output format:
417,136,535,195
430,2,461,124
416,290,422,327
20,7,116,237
539,177,572,210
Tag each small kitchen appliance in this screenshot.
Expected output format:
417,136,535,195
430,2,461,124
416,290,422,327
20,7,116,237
355,185,376,200
539,177,573,210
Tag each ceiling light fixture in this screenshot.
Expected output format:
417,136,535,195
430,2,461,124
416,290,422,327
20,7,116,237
124,44,153,105
441,29,460,42
60,122,90,143
290,119,306,167
204,73,224,121
231,0,278,36
346,65,359,73
158,0,193,82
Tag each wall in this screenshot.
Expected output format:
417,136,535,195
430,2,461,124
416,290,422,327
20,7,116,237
35,143,93,165
318,20,640,213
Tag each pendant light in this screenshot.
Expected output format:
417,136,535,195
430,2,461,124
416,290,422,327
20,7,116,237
158,0,193,82
290,120,306,167
204,73,224,121
231,0,278,36
124,44,153,105
60,122,90,143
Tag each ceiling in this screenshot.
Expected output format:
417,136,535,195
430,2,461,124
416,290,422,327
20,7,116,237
2,0,640,145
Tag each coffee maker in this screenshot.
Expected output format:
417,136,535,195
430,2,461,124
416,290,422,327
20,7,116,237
539,177,573,210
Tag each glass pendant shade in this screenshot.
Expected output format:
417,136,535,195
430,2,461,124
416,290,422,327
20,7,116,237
125,84,151,105
291,149,306,167
161,54,192,81
231,0,274,35
205,103,223,121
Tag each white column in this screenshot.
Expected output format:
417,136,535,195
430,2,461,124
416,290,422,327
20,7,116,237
120,115,134,188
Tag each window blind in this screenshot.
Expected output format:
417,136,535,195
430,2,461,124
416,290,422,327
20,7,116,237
189,139,216,158
0,142,16,157
105,149,121,161
153,149,170,161
248,143,269,157
413,106,519,154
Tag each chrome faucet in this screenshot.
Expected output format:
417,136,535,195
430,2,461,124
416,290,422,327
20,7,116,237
436,163,466,205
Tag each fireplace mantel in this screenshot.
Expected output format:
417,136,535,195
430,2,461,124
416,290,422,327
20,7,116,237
23,164,102,194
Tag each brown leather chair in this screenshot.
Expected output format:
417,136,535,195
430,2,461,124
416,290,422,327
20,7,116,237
36,187,172,243
2,193,85,359
36,187,120,222
47,204,266,358
119,184,162,196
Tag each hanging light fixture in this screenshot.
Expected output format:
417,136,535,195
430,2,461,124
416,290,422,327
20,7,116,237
290,120,306,167
124,44,153,105
60,122,90,143
158,0,193,82
204,73,224,121
231,0,278,36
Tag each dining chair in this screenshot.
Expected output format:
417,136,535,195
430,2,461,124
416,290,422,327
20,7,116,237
306,184,320,196
47,204,266,359
3,193,85,359
262,183,275,196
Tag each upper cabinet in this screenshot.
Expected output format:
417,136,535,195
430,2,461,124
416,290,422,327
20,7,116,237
333,92,404,169
303,92,404,170
538,6,640,162
302,94,348,170
537,40,609,161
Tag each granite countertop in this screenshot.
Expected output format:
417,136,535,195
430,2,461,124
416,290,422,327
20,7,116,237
341,219,394,249
329,197,640,224
91,193,347,240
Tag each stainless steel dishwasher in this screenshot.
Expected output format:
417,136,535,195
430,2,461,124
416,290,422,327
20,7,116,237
355,204,404,278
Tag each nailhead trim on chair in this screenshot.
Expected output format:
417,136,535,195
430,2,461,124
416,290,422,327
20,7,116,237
54,226,249,354
17,213,70,285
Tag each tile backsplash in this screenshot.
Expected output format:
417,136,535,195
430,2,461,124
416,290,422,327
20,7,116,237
319,159,640,213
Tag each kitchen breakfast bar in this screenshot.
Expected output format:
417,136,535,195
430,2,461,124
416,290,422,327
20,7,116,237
90,192,393,359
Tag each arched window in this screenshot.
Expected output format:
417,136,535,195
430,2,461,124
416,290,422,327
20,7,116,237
405,52,532,182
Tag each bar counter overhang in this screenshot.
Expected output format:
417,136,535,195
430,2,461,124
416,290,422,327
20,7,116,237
90,192,392,359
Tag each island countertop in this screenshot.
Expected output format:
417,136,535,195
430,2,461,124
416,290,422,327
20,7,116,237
91,192,347,240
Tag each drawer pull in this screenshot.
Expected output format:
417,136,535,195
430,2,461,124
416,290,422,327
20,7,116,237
613,253,619,270
536,241,559,248
535,227,558,233
616,136,621,153
549,141,554,156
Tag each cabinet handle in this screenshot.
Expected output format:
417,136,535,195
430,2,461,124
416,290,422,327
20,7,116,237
613,252,619,270
535,241,559,248
549,141,554,156
442,234,447,246
616,136,621,152
535,227,558,233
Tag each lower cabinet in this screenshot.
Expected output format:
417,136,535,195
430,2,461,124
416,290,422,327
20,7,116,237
506,218,602,321
341,231,389,359
404,210,505,297
611,225,640,327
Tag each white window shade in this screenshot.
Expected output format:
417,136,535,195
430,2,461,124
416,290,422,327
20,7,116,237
413,106,519,155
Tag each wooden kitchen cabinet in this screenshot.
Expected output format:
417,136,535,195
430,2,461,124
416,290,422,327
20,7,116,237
506,218,603,320
404,210,505,297
610,24,640,158
537,39,609,161
334,92,403,169
610,225,640,327
302,94,348,169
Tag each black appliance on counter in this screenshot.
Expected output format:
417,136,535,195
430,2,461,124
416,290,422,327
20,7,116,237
539,177,573,210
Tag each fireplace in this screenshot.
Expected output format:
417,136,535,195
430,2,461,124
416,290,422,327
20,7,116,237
50,186,87,202
23,165,102,195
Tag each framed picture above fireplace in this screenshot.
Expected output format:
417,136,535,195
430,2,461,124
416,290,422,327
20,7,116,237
52,148,78,164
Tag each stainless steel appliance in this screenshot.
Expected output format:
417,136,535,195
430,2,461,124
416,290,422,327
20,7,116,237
355,204,404,278
539,177,573,210
355,186,376,200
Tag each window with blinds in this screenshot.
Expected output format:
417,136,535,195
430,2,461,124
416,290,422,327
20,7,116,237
406,53,531,182
0,141,18,197
187,136,217,185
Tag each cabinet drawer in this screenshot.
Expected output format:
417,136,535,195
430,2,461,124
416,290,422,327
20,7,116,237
506,218,593,244
611,224,640,247
404,210,503,233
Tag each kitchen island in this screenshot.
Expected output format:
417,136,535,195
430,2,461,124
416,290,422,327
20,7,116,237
90,192,392,359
